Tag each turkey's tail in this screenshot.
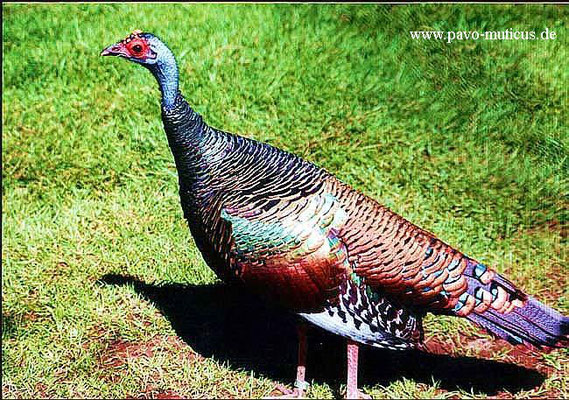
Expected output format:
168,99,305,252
460,260,569,348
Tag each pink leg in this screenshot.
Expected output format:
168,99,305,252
295,324,308,395
346,340,370,399
346,340,359,399
272,324,309,398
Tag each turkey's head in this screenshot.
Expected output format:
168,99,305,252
102,30,179,108
101,30,160,66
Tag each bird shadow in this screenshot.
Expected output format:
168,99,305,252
99,274,545,396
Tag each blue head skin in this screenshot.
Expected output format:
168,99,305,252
101,31,179,108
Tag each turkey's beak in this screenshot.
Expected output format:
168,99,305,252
100,42,128,57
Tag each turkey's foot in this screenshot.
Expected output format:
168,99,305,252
344,387,371,399
266,383,307,398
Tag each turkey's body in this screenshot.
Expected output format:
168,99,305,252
163,95,424,349
162,94,568,351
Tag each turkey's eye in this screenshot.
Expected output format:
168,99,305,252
132,44,143,53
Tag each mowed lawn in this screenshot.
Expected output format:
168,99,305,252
2,4,568,399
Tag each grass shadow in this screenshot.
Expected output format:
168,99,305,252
99,274,545,395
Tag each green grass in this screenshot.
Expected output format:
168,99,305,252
2,4,568,399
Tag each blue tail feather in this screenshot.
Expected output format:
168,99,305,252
465,270,569,348
468,299,568,347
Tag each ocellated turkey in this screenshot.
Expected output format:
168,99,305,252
101,31,568,399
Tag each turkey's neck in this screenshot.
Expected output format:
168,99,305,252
149,48,207,175
148,49,179,109
161,93,208,183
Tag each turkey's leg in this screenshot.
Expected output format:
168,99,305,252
295,323,308,395
346,340,370,399
272,324,309,398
